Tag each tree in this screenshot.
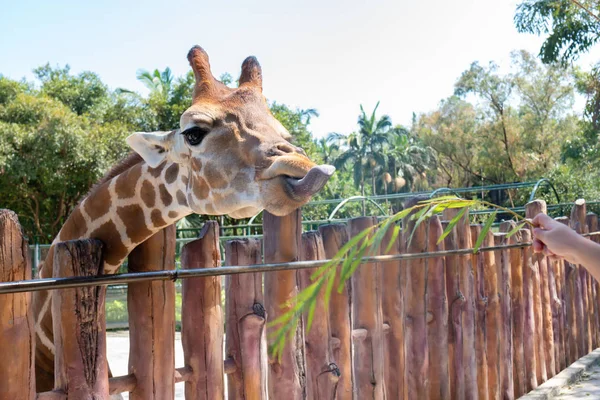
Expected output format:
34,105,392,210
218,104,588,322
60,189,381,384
33,64,108,115
418,51,577,190
416,96,480,187
0,89,129,240
136,67,174,98
333,102,391,196
382,127,436,193
515,0,600,64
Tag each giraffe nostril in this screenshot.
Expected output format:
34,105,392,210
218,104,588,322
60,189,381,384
275,143,306,156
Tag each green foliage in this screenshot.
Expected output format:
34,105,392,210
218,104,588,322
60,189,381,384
0,90,128,240
515,0,600,64
33,64,108,115
417,50,577,193
105,299,128,322
328,102,435,204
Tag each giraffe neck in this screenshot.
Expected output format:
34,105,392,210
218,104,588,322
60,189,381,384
42,159,193,276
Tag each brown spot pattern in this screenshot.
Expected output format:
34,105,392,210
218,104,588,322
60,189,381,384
192,176,210,200
204,163,228,189
231,171,250,193
58,206,87,240
116,164,142,199
176,190,187,206
165,163,179,184
191,158,202,172
168,211,179,219
117,205,153,243
205,203,216,214
89,220,129,266
84,183,111,221
159,184,173,206
140,180,156,208
148,161,166,178
182,175,189,186
151,209,167,227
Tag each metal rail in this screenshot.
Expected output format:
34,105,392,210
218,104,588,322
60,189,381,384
7,231,600,295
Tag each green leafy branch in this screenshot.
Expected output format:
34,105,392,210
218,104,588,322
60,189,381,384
267,196,534,360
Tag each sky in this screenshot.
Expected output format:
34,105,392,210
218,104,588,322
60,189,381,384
1,0,600,138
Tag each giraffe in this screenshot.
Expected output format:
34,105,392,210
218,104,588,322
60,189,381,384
31,45,335,391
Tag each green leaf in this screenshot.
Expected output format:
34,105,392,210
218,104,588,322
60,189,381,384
437,207,468,245
305,295,318,333
417,195,462,204
473,211,497,253
323,268,337,314
385,225,401,253
407,204,435,248
505,221,527,239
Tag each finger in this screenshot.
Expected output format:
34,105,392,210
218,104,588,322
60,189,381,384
532,238,544,253
532,213,553,229
533,227,549,241
542,246,555,258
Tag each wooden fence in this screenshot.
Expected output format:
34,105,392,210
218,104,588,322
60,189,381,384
1,198,600,399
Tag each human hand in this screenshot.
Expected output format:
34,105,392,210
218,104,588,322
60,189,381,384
532,213,585,265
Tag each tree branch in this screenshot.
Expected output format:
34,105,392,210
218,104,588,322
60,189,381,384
570,0,600,23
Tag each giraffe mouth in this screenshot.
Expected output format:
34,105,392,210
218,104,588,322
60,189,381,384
283,165,335,201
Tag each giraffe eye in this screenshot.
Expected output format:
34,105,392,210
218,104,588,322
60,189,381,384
182,126,209,146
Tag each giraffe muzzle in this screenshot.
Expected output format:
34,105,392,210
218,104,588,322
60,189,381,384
284,164,335,201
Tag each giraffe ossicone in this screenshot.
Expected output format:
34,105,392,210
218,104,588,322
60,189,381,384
31,45,334,392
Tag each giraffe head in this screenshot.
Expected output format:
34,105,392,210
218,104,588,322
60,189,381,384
127,46,334,218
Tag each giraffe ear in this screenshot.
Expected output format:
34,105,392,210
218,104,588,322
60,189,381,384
126,131,175,168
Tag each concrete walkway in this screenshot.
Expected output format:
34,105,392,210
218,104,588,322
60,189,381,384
107,331,185,399
555,362,600,399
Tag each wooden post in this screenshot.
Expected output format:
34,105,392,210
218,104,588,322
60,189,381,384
494,230,514,400
471,225,489,400
52,239,108,398
570,200,588,358
573,201,593,356
380,222,404,400
557,216,578,365
586,213,600,349
348,216,386,398
442,212,465,400
225,238,267,400
526,201,555,378
502,221,525,398
521,229,538,392
477,226,500,400
263,210,305,399
0,210,35,399
401,202,428,399
454,208,477,399
127,226,176,400
427,216,450,400
181,222,224,400
318,224,353,400
551,254,567,372
299,231,339,399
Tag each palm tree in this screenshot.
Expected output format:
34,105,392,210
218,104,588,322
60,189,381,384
333,102,391,196
136,67,174,98
381,127,437,193
317,133,341,164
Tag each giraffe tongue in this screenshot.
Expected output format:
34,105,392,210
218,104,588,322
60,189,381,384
284,165,335,201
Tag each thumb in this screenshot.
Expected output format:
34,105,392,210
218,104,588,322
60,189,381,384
532,213,553,229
